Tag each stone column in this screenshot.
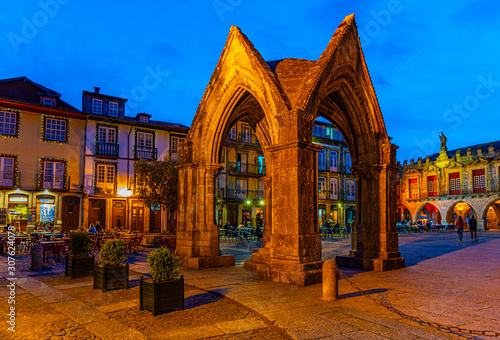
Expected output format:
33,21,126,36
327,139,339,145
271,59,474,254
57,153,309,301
336,143,405,271
176,162,235,269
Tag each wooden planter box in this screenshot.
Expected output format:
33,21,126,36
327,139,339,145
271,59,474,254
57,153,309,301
93,263,129,292
139,276,184,316
65,255,94,279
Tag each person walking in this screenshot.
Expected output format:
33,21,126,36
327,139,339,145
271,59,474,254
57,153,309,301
469,215,478,242
456,216,464,242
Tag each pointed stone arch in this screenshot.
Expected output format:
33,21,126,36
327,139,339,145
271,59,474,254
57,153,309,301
178,14,405,285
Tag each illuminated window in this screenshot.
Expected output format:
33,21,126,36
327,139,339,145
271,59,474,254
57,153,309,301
43,161,65,189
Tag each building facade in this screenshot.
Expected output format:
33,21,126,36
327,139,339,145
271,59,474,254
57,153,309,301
0,77,86,232
82,87,188,233
313,121,356,226
397,136,500,231
216,120,356,228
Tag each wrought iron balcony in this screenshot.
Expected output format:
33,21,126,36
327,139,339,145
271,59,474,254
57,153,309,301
134,147,157,160
0,171,14,187
227,132,260,145
225,189,264,201
94,185,116,195
227,162,266,176
96,142,119,157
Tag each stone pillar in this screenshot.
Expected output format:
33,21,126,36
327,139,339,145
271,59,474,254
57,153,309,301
176,162,235,269
477,219,485,231
262,141,323,286
337,144,405,272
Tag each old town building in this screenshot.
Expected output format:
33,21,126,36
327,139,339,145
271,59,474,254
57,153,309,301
0,77,86,232
82,87,188,233
397,134,500,231
314,120,356,226
216,119,356,229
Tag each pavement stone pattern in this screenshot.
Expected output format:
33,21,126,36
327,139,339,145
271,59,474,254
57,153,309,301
1,231,499,339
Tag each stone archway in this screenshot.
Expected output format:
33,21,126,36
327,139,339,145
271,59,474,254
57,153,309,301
177,14,405,286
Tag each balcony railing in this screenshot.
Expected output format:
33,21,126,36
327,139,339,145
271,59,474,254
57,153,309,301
94,185,116,195
225,189,264,201
0,171,14,187
134,147,157,160
404,179,500,199
227,162,266,176
42,176,67,190
227,132,260,145
96,142,119,157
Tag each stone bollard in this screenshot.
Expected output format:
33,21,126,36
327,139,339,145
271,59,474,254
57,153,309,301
31,244,43,271
322,260,338,301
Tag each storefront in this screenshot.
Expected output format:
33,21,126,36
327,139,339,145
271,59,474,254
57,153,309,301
36,195,56,224
8,193,29,231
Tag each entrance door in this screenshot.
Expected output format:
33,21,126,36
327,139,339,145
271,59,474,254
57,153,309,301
62,196,80,232
149,206,161,233
227,204,238,227
112,200,126,230
89,199,106,229
131,200,144,232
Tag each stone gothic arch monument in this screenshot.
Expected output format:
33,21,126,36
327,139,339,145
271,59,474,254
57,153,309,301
177,14,405,286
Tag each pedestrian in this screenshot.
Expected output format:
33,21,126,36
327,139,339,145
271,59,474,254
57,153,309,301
456,216,464,242
469,215,478,242
88,223,96,233
95,220,103,233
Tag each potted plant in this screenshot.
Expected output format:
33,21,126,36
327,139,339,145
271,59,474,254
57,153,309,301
139,246,184,316
93,239,129,292
65,232,94,279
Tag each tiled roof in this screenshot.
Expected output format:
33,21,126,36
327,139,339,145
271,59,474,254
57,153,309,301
426,140,500,162
82,90,128,102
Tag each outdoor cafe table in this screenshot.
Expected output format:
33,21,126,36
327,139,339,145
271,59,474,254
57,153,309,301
39,240,65,263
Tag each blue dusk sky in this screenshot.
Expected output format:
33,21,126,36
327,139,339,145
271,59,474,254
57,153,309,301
1,0,499,162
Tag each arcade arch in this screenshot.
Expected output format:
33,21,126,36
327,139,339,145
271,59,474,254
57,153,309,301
445,201,477,225
177,15,404,286
484,199,500,230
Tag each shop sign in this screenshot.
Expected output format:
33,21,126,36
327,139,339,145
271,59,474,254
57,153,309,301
39,198,55,204
9,195,28,203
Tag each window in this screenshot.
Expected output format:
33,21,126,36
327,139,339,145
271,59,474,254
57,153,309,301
228,126,236,140
344,153,352,173
427,175,437,196
95,163,116,194
258,156,266,175
329,177,338,199
109,102,118,116
449,172,460,195
473,169,486,193
44,118,67,142
0,157,14,186
318,149,326,171
171,136,185,154
318,177,326,199
92,98,102,114
236,179,247,199
136,131,154,159
237,153,248,173
313,125,321,137
43,98,53,106
96,126,117,156
43,161,65,189
346,180,355,201
329,151,338,172
0,110,17,136
139,116,149,122
409,178,418,198
242,124,251,143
